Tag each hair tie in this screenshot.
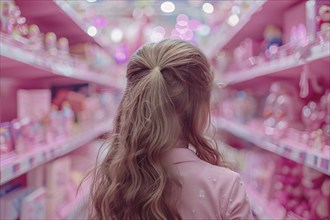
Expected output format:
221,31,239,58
154,66,161,72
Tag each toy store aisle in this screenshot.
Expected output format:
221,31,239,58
0,0,329,219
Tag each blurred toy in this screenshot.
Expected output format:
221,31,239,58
0,122,14,158
45,32,57,56
317,4,330,32
263,81,303,138
70,43,114,73
289,24,308,47
264,25,283,48
320,90,330,143
48,105,65,140
28,24,44,51
302,167,329,220
61,101,74,136
57,37,69,56
302,101,325,131
0,1,17,34
11,118,34,154
233,38,260,71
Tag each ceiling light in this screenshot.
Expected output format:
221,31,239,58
202,3,214,14
86,0,97,2
87,26,97,37
111,28,123,43
161,1,175,13
227,14,239,27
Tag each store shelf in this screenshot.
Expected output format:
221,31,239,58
221,42,330,86
208,0,303,58
246,186,286,220
0,33,118,89
58,178,91,220
216,118,330,175
207,1,266,58
0,119,112,185
15,0,99,46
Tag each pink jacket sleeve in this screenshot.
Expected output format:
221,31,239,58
224,173,254,220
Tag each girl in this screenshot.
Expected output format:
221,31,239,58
90,39,254,220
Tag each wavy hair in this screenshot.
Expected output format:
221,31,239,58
90,39,228,220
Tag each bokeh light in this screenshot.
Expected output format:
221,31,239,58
161,1,175,13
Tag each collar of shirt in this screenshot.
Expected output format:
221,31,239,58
161,148,200,165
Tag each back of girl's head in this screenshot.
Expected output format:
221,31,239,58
126,39,214,153
90,39,225,220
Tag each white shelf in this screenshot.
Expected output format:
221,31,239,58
216,118,330,175
0,33,119,89
221,42,330,86
0,119,112,185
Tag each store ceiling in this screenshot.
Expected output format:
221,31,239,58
65,0,253,62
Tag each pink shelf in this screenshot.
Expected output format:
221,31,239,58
0,119,112,185
58,178,91,219
221,43,330,86
15,0,99,46
207,1,265,58
246,186,286,220
0,33,119,89
216,117,330,175
208,0,302,58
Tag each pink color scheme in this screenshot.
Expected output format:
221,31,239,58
216,118,330,175
0,187,33,220
17,89,51,120
45,157,71,219
0,33,119,89
14,0,99,46
161,148,254,220
263,81,303,138
20,187,46,220
0,122,15,158
27,166,44,188
0,119,112,185
210,0,301,58
245,185,286,219
283,1,308,45
222,43,330,88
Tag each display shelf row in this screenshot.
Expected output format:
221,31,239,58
0,119,112,185
53,0,107,50
246,186,285,220
0,33,118,89
216,118,330,175
220,42,330,86
218,142,286,219
15,0,101,48
58,174,91,220
208,0,266,58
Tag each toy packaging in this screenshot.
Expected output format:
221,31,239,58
0,122,15,159
20,187,46,220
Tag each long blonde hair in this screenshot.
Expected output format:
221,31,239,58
90,39,228,220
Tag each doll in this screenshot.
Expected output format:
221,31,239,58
264,81,302,138
317,5,330,32
28,24,44,51
57,37,70,56
45,32,58,56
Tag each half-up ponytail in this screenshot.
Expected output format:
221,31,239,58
90,39,229,219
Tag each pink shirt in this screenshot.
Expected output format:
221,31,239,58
162,148,254,220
